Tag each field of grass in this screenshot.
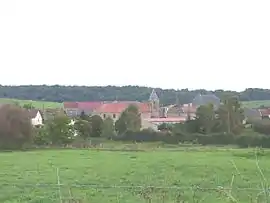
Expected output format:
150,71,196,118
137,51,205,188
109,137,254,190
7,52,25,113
242,100,270,108
0,98,62,109
1,147,270,203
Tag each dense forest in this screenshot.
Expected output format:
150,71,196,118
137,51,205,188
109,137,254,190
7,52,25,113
1,85,270,105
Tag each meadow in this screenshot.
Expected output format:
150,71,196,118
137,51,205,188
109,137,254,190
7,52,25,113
0,98,62,109
242,100,270,108
1,146,270,203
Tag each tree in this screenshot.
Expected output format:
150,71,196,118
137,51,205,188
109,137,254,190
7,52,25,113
158,123,173,131
115,105,141,134
216,97,244,135
101,117,115,138
195,104,217,134
23,103,34,109
33,126,50,146
46,114,74,145
0,104,33,149
90,115,103,137
80,111,90,121
74,118,92,140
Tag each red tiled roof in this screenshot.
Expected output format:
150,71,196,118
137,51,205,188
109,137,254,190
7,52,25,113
77,102,103,110
259,109,270,116
145,117,186,123
95,102,150,113
63,102,78,108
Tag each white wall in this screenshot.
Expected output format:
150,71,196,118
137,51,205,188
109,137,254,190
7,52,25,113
31,111,43,126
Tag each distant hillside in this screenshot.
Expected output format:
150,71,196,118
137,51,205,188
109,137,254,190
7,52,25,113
0,98,62,109
1,85,270,106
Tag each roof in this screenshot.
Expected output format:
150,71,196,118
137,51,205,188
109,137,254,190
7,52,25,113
243,107,261,119
145,117,186,123
77,102,103,110
192,94,220,108
258,108,270,117
95,102,150,113
63,102,78,108
63,101,103,110
27,109,41,118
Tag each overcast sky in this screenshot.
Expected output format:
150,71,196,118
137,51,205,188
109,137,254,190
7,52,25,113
0,0,269,91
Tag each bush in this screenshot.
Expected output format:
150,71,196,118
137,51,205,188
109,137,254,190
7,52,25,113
253,119,270,135
0,104,33,149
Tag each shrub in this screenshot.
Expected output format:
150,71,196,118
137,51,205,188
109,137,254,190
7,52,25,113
0,104,33,149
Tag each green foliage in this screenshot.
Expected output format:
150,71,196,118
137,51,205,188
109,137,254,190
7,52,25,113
74,119,92,140
252,119,270,135
90,115,103,137
33,126,51,146
22,103,34,109
101,117,116,138
115,105,141,134
196,104,217,134
158,123,173,131
216,97,244,134
80,111,90,121
0,105,33,149
46,114,74,145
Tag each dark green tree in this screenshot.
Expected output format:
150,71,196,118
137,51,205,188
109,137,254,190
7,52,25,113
90,115,103,137
115,105,141,134
216,97,244,135
101,117,116,138
0,104,33,149
23,103,34,109
74,118,92,140
46,114,74,145
195,104,216,134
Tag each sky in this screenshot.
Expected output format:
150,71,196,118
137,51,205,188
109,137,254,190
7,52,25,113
0,0,269,91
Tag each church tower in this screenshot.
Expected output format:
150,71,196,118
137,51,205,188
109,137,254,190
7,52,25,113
149,89,160,118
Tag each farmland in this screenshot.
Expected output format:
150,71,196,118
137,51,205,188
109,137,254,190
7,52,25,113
242,100,270,108
1,147,270,203
0,98,62,109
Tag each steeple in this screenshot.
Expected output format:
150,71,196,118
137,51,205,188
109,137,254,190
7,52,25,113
149,89,159,101
149,89,160,118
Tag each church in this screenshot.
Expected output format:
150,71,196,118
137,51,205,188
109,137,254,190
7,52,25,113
63,89,186,130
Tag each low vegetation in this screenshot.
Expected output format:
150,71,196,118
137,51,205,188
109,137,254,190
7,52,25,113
0,98,62,109
1,148,270,202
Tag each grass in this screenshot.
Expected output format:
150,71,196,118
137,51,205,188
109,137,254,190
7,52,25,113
242,100,270,108
0,98,62,109
1,146,270,202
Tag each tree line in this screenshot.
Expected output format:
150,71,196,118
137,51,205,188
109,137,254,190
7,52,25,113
1,85,270,105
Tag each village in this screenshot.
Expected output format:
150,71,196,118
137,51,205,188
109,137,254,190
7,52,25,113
21,89,270,131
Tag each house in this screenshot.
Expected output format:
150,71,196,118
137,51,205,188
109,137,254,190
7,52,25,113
258,108,270,119
27,109,43,126
93,101,151,121
144,117,186,125
63,101,103,117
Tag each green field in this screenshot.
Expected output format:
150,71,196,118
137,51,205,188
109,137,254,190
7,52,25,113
0,97,270,110
242,100,270,108
0,98,62,109
1,147,270,203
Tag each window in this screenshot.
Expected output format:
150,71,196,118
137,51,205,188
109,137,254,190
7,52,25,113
113,114,116,119
103,114,106,119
